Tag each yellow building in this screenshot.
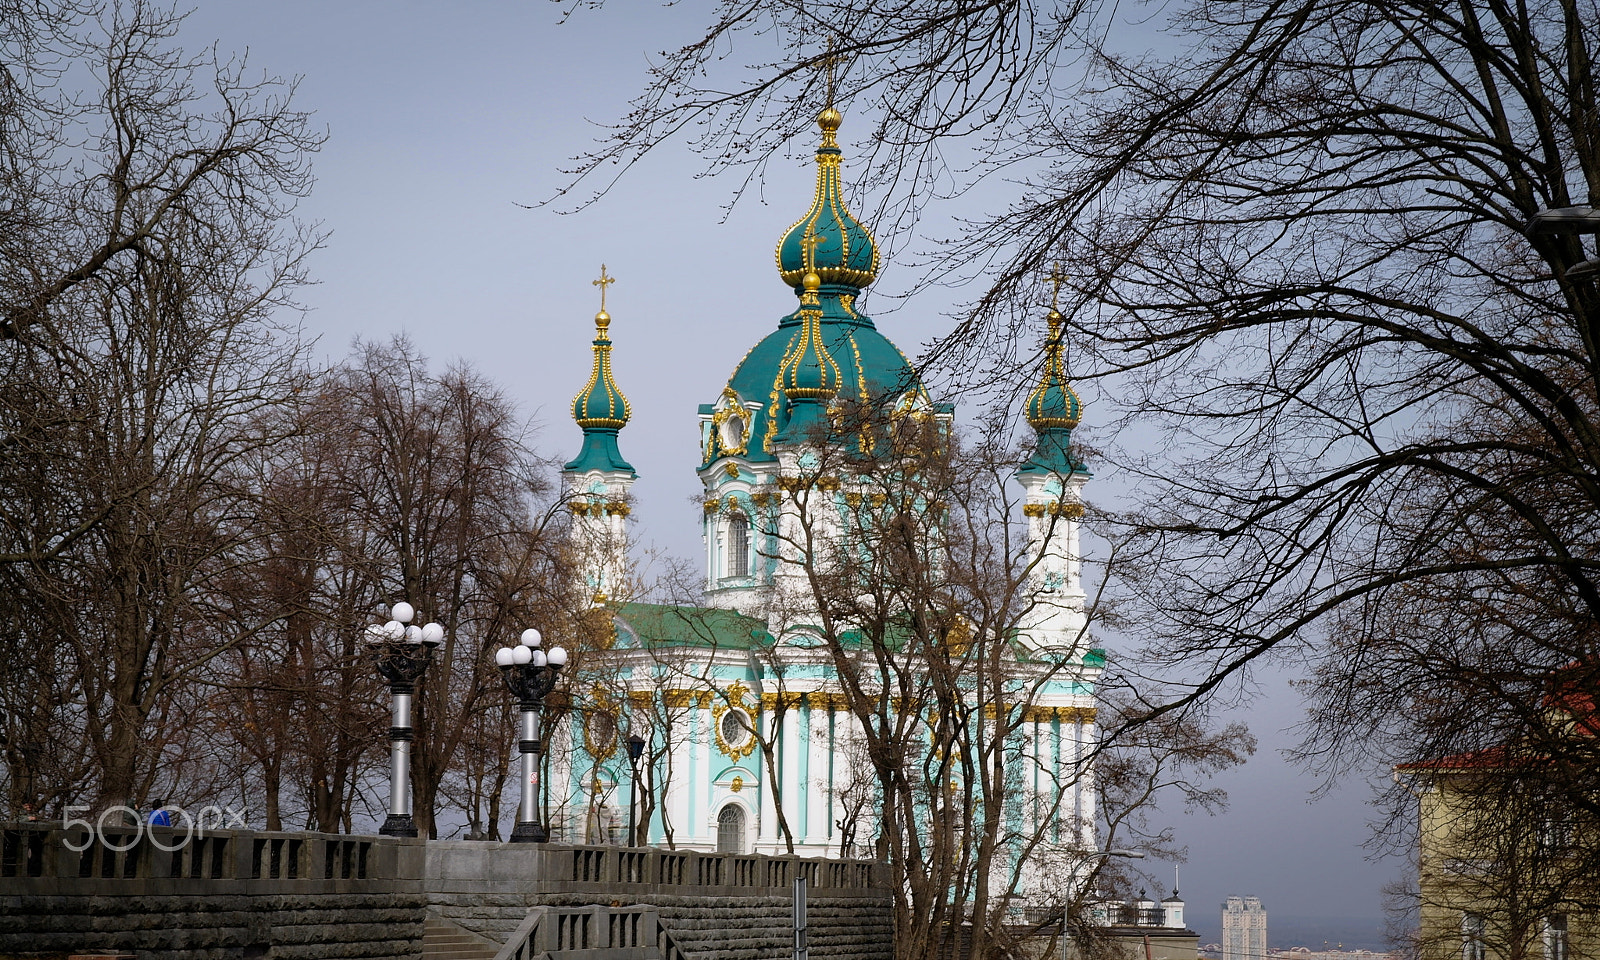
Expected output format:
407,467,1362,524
1400,680,1599,960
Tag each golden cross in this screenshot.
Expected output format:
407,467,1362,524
1045,261,1068,311
823,36,838,109
593,264,616,312
799,228,828,268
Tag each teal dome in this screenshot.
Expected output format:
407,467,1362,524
774,109,879,293
1025,311,1082,431
704,296,925,464
572,310,630,429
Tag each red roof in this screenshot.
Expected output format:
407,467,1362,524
1394,745,1513,772
1395,662,1598,772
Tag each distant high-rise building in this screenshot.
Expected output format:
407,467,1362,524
1222,896,1267,960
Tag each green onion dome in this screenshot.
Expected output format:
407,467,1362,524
700,109,930,466
1018,309,1088,477
774,108,879,293
1025,311,1082,430
573,309,630,429
565,307,636,476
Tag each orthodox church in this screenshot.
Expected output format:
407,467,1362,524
546,105,1102,884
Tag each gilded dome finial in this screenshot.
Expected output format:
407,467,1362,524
1026,264,1082,433
572,265,631,431
818,106,842,149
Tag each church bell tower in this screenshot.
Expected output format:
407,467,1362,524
1015,290,1091,653
562,266,636,604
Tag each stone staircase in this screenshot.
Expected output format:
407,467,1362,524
423,915,501,960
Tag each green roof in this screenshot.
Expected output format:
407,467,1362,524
611,602,771,650
611,603,1101,667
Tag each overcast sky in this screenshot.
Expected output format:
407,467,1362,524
180,1,1405,940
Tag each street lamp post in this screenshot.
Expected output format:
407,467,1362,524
366,601,445,838
1528,205,1600,279
626,733,646,847
1062,849,1145,960
494,628,568,843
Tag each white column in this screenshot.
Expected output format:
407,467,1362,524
1077,714,1097,847
1035,714,1053,895
804,699,827,849
695,699,713,846
781,698,802,845
703,509,717,594
1059,712,1075,843
758,701,779,850
661,707,687,846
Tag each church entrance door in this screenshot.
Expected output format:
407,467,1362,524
716,803,745,853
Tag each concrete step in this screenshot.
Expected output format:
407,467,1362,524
424,916,500,960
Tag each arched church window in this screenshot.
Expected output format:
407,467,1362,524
720,414,745,450
728,512,750,579
717,803,746,854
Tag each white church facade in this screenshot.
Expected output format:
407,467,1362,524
546,106,1103,892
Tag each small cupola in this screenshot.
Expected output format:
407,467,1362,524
775,108,879,296
1025,310,1082,431
771,271,841,444
1018,301,1088,478
779,273,842,401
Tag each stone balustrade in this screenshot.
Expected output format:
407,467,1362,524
0,822,892,960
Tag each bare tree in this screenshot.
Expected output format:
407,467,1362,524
745,409,1249,960
0,0,321,814
216,393,391,833
312,338,572,839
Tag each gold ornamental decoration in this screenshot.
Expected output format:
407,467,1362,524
708,387,752,459
583,686,620,761
712,680,758,760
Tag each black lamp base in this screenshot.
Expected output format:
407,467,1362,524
379,814,418,838
510,820,548,843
